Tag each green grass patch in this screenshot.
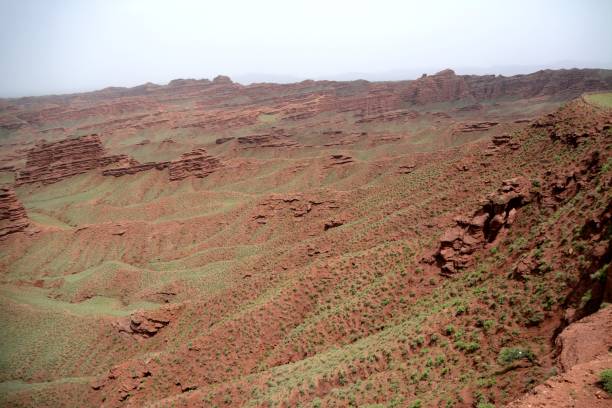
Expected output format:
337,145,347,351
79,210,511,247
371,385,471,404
585,92,612,108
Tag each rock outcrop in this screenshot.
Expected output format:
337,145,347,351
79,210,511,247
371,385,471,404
356,110,419,123
402,68,612,106
112,305,181,339
98,154,134,167
179,108,261,131
466,68,612,101
102,161,170,177
532,98,612,146
0,187,29,238
326,154,354,167
16,135,105,185
236,130,299,149
455,121,499,133
403,69,470,105
15,134,135,185
432,177,533,274
215,137,235,144
212,75,233,85
508,307,612,408
168,148,222,181
556,306,612,372
252,194,342,225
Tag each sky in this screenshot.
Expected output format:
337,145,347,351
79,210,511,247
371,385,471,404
0,0,611,97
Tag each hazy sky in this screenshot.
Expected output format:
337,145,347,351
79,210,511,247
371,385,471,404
1,0,611,97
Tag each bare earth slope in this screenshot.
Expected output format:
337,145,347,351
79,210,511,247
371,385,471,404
0,69,611,407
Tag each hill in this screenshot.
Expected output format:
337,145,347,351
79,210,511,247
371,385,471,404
0,69,611,407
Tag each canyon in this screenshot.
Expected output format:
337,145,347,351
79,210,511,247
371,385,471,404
0,68,611,408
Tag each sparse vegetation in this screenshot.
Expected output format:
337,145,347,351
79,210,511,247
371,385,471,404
1,67,610,408
600,369,612,394
498,348,535,365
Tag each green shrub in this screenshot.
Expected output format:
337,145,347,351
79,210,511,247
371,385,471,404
498,347,534,365
455,340,480,353
408,400,422,408
590,264,608,282
600,369,612,394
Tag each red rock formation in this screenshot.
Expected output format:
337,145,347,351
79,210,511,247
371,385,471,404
356,110,419,123
98,154,133,167
276,93,329,120
212,75,233,85
484,134,521,156
252,194,342,225
0,187,29,238
432,177,533,274
324,219,344,231
178,108,261,131
322,138,357,147
465,68,612,101
15,99,160,127
15,134,142,185
401,68,612,106
215,137,235,144
453,103,483,113
0,114,29,130
397,164,416,174
102,161,170,177
112,305,181,339
331,89,402,117
326,154,354,167
532,97,612,146
16,135,105,185
403,69,470,105
455,121,499,132
236,129,299,149
508,307,612,408
168,148,221,181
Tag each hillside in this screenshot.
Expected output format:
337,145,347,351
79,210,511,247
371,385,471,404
0,68,611,407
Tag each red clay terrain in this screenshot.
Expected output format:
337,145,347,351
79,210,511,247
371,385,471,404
0,68,611,407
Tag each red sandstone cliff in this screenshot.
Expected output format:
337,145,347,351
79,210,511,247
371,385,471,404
0,187,29,238
15,134,127,185
168,148,222,181
400,68,612,106
402,69,471,105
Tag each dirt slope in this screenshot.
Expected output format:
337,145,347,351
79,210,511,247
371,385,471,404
0,70,611,407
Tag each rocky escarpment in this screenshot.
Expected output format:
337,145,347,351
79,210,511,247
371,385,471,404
168,148,222,181
15,134,128,185
403,68,612,106
508,307,612,408
16,135,104,185
325,154,354,167
0,113,30,130
329,88,402,117
430,97,612,277
236,129,299,149
102,161,170,177
431,177,533,275
455,121,499,133
356,109,419,123
112,306,181,339
466,68,612,101
0,187,29,238
252,194,343,226
11,133,226,183
532,97,612,146
403,69,471,105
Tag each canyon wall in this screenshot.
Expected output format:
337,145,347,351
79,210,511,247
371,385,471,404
0,187,29,238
